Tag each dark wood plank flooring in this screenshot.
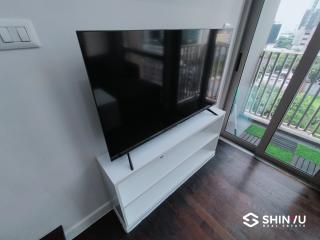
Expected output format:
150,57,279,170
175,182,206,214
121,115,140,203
75,141,320,240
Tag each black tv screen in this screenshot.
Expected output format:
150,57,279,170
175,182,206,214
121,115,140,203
77,29,231,159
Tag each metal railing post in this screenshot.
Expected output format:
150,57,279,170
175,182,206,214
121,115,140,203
266,54,299,119
261,53,289,116
253,52,280,115
287,65,320,126
248,52,273,112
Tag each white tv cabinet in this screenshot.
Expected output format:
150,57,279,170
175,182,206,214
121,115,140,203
97,106,225,232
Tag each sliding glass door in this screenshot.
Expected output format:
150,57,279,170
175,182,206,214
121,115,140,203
260,45,320,178
223,0,320,185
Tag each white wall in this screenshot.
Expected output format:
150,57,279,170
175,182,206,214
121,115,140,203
0,0,244,239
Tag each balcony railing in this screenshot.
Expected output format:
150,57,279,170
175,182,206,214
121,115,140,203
244,50,320,140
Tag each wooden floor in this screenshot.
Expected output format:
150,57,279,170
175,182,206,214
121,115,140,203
75,141,320,240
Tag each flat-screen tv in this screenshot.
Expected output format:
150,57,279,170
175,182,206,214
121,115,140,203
77,29,231,159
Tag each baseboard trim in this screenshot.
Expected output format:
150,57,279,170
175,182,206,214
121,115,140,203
65,200,112,240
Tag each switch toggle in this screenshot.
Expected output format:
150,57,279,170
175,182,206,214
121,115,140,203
7,27,20,42
16,27,30,42
0,27,13,43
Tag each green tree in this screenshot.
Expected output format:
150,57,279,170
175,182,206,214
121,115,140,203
308,57,320,81
275,36,293,49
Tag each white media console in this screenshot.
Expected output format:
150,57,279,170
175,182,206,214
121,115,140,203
97,106,225,232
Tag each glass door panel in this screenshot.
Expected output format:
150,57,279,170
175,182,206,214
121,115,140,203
225,0,318,148
264,49,320,176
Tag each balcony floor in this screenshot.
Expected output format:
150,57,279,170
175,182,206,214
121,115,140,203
240,123,320,176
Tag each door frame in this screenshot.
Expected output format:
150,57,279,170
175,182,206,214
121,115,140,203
221,0,271,151
221,0,320,188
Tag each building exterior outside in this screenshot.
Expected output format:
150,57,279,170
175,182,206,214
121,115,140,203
267,23,282,44
292,0,320,51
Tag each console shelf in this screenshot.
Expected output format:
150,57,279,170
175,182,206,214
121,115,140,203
97,106,225,232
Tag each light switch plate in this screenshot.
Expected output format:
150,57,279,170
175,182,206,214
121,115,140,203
0,19,40,50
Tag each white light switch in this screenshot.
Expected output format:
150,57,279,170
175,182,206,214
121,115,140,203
0,19,40,50
0,27,13,43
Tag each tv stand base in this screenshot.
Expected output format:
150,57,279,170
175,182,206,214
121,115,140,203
97,106,225,233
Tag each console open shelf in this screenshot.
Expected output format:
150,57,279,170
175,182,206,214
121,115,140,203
97,106,225,232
